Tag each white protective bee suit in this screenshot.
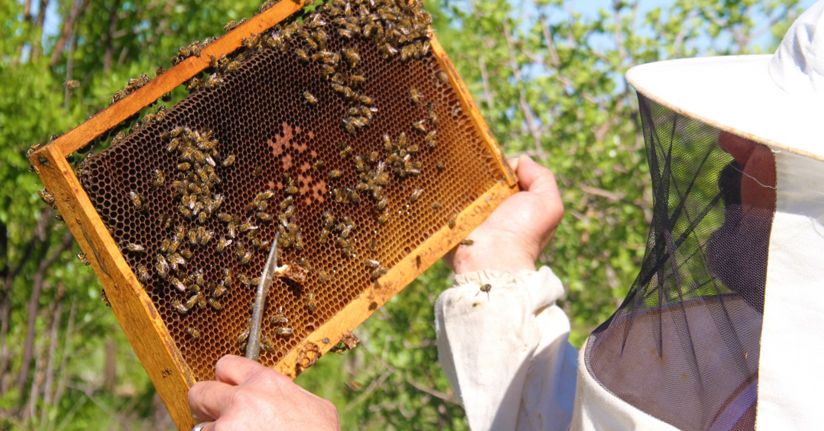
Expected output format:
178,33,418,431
435,2,824,430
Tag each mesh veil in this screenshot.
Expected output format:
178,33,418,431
586,95,776,431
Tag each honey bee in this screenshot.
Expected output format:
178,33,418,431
186,295,199,310
370,267,388,281
222,154,236,167
285,185,298,195
337,27,354,39
39,189,55,206
227,222,238,239
328,169,343,180
252,238,271,251
413,120,427,133
218,268,231,286
237,327,250,346
303,91,318,105
377,213,388,225
262,336,275,353
350,73,366,86
460,239,475,246
304,291,317,314
256,212,273,222
239,221,258,233
276,326,294,337
339,145,353,159
129,191,144,210
342,48,360,68
410,87,422,104
436,162,446,172
208,298,223,311
409,188,424,203
479,283,492,298
186,327,201,339
379,43,398,58
304,35,319,50
168,253,186,271
376,198,388,210
173,299,189,315
125,243,145,253
319,228,330,245
177,162,191,172
448,217,457,229
216,237,232,253
437,71,449,84
75,252,90,266
425,130,437,148
187,228,198,245
239,250,253,265
358,94,373,105
255,189,273,201
431,201,443,210
295,48,309,62
156,255,170,278
150,169,165,188
170,277,186,292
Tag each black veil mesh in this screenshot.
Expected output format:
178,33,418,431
586,95,776,431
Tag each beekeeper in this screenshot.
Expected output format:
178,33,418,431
436,2,824,430
186,2,824,430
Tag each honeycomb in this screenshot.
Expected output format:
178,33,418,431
77,0,508,380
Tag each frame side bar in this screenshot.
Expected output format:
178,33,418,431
29,146,198,430
429,35,519,188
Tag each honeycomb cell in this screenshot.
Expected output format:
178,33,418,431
78,0,506,380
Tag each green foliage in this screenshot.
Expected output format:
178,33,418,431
0,0,807,430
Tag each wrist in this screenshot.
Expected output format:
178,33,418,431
451,231,536,274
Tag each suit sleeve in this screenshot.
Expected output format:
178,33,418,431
435,267,579,431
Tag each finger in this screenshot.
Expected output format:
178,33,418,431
214,355,263,385
507,156,520,172
516,156,560,198
188,381,235,421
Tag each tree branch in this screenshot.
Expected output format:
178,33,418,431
49,0,90,67
102,0,121,73
0,210,52,394
14,233,73,407
30,0,51,60
502,23,546,160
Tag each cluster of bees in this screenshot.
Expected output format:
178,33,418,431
111,74,150,104
117,127,238,322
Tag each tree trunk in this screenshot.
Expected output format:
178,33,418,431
49,0,90,67
30,0,50,60
103,338,117,392
13,233,72,407
39,284,64,426
0,210,51,394
102,0,121,73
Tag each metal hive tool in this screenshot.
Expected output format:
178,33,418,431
29,0,517,428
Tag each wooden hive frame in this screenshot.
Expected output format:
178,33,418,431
28,0,518,428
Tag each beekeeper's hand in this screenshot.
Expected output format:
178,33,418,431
188,355,339,431
445,155,563,274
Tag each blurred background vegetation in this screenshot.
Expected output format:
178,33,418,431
0,0,807,429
